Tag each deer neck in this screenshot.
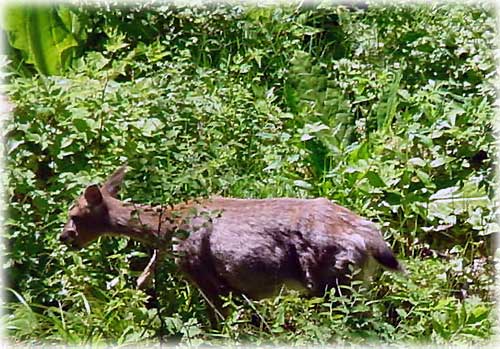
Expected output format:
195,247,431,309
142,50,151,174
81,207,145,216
107,202,178,248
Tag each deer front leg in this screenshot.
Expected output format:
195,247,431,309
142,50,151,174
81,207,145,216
137,249,164,289
180,263,228,328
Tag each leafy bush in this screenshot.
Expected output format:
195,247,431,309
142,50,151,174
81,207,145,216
3,1,497,345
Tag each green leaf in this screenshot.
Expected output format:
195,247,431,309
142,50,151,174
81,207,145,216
73,117,97,132
301,133,314,141
408,157,426,167
376,71,402,133
416,170,434,188
294,180,312,189
133,118,164,137
430,157,446,168
3,5,79,75
366,171,386,188
60,137,73,149
470,305,489,322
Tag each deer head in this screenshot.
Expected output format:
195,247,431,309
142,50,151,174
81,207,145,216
60,165,127,249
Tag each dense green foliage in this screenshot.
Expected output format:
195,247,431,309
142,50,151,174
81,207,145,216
3,6,84,75
3,1,498,345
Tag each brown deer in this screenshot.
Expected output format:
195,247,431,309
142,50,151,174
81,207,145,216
60,165,405,325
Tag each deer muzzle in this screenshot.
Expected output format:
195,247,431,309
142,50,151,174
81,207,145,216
60,220,79,248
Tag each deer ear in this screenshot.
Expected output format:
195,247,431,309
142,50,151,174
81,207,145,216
103,164,127,197
84,184,103,206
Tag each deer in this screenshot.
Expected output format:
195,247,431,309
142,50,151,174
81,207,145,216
60,165,405,326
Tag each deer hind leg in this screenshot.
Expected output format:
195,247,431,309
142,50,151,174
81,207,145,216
296,244,357,297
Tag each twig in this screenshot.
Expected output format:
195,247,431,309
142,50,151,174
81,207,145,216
154,249,167,345
94,74,109,170
241,294,273,335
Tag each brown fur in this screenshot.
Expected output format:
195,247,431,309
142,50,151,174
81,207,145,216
60,165,404,324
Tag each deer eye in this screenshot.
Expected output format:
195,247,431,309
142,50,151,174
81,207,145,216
71,215,81,223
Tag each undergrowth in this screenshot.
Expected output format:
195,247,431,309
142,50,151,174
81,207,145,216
2,0,497,345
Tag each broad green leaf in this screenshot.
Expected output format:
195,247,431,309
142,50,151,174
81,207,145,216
3,5,79,75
